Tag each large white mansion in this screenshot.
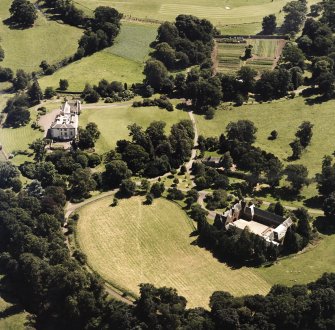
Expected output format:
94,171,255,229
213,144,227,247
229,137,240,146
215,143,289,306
50,100,81,141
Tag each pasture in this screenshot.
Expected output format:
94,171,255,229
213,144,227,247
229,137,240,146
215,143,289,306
79,102,189,154
0,0,82,72
39,52,144,92
75,0,319,34
76,196,271,307
196,96,335,177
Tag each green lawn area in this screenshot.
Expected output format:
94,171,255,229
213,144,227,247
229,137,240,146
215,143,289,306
39,51,144,92
76,196,271,308
105,22,158,63
256,234,335,287
0,0,82,72
195,97,335,177
80,103,189,154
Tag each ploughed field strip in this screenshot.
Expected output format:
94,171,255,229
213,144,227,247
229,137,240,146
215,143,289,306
216,38,284,73
76,197,271,308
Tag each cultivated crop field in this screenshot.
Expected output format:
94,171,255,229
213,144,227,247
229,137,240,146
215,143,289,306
79,102,189,154
76,196,271,307
216,39,284,73
0,0,82,72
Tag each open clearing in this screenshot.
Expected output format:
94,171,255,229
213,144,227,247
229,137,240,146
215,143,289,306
0,0,82,72
76,196,271,307
195,97,335,177
79,103,189,154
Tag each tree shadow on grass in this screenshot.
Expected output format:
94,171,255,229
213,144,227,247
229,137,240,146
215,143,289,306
303,195,323,209
314,216,335,235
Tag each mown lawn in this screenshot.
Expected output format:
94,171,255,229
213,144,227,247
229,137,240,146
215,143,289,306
39,51,144,92
256,234,335,287
0,0,82,72
80,103,189,154
76,196,271,307
195,97,335,177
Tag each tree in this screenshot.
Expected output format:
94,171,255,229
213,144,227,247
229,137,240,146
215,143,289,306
282,0,308,35
285,164,309,193
29,139,48,162
28,80,43,104
281,42,306,69
144,59,170,92
0,46,4,62
226,120,257,144
0,161,20,189
69,168,96,201
13,69,30,90
104,160,132,187
78,123,100,150
59,79,69,91
119,179,136,197
295,121,313,148
323,192,335,217
262,14,277,34
81,84,100,103
9,0,37,28
44,87,56,99
269,130,278,140
150,182,165,198
5,106,30,127
25,180,44,198
289,139,303,160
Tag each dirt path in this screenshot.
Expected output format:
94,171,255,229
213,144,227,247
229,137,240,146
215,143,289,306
211,40,219,76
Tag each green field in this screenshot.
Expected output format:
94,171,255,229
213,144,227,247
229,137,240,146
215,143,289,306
80,102,189,154
0,0,82,72
75,0,318,34
105,22,158,63
196,96,335,177
39,51,144,92
76,196,271,307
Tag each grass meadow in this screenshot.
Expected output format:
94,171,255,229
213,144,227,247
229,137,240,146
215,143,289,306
75,0,319,34
76,196,271,307
0,0,82,72
38,21,156,92
80,102,189,154
195,97,335,178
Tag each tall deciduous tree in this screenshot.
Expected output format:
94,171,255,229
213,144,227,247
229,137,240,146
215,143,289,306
9,0,37,27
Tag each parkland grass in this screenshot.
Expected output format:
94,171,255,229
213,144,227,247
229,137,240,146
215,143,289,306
195,97,335,177
79,103,189,154
76,196,271,307
39,51,144,92
75,0,318,34
0,0,82,72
